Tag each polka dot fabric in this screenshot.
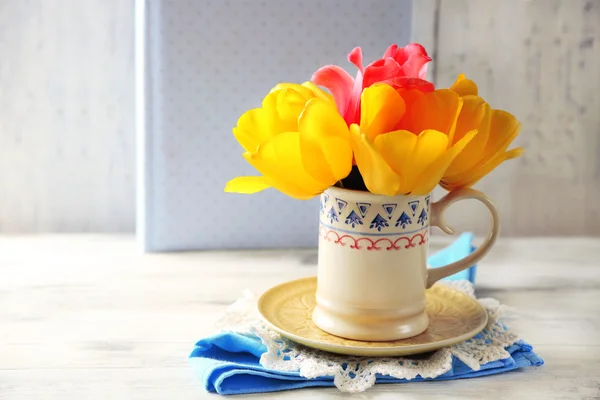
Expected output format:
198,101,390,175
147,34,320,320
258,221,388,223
140,0,413,251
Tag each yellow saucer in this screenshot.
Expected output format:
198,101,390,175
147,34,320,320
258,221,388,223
258,277,488,357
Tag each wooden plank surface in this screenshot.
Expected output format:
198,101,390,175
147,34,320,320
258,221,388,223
0,235,599,399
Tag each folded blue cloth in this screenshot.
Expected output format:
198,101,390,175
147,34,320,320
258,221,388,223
428,232,477,283
189,233,543,395
190,333,543,395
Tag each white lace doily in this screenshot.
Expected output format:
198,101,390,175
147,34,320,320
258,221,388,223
216,280,519,393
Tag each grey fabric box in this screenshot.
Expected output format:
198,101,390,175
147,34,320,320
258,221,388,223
137,0,413,251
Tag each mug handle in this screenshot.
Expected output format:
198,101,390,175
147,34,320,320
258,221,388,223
426,188,500,288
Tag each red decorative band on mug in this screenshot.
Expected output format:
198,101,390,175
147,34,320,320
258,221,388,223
318,226,428,251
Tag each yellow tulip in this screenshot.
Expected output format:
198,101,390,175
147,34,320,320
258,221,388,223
351,84,477,196
225,82,353,200
440,74,524,190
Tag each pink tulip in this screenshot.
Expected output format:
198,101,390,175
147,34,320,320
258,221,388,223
312,43,434,126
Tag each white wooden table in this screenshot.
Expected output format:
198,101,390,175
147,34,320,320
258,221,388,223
1,235,599,399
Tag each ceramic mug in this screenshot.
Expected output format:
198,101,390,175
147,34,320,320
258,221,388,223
312,187,499,341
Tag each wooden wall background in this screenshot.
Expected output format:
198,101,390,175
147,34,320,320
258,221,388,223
416,0,600,237
0,0,598,236
0,0,135,232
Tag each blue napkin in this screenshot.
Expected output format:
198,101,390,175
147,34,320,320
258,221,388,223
428,232,477,283
190,333,543,395
189,233,543,395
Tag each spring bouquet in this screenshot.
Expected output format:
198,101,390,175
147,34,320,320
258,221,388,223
224,43,522,199
209,43,542,381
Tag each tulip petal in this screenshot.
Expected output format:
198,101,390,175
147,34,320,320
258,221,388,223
345,70,364,125
259,90,298,134
363,58,402,88
271,83,312,99
276,88,306,124
233,108,276,152
450,74,478,97
452,96,487,143
403,43,429,58
261,90,279,110
319,136,354,180
444,110,520,187
387,77,435,92
272,82,335,104
311,65,355,117
396,88,425,110
505,147,525,160
401,52,432,78
360,84,406,141
298,98,352,184
486,110,521,155
399,129,449,193
244,132,324,199
350,124,401,196
298,98,349,141
445,100,491,177
348,47,365,74
441,146,524,190
443,106,521,186
301,81,336,103
232,127,256,153
411,130,450,171
411,129,477,195
442,110,521,187
383,44,400,60
474,147,524,183
400,89,463,142
373,129,417,175
373,129,417,190
224,176,271,194
418,63,429,80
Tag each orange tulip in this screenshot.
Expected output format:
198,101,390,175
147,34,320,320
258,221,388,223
440,74,524,190
350,84,476,196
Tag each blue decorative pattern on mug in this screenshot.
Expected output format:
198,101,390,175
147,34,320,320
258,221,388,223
418,208,428,226
356,202,371,218
327,207,339,223
320,192,429,234
408,200,419,216
336,198,348,213
382,203,397,219
345,210,363,228
395,211,412,229
369,214,389,231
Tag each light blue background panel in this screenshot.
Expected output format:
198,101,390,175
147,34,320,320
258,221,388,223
137,0,413,251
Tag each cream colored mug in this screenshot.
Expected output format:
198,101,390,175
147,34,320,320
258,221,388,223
312,187,499,341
